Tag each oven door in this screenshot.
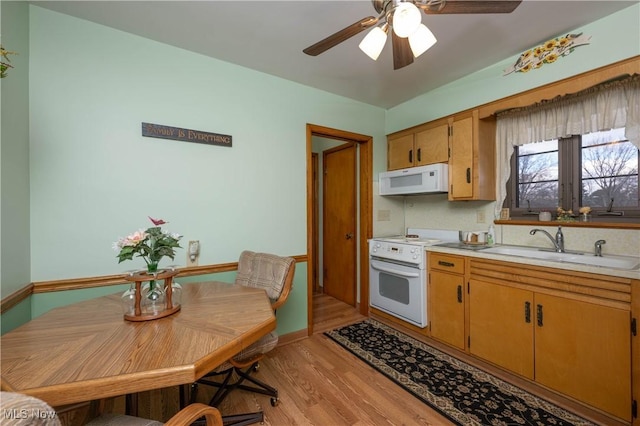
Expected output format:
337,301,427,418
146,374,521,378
369,257,427,328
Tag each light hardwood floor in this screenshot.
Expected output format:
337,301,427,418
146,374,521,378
63,293,620,425
202,293,454,425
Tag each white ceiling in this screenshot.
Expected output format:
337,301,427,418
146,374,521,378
31,0,637,109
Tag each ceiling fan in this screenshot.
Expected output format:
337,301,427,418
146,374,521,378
303,0,522,70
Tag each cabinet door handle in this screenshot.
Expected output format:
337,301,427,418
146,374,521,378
438,260,455,268
466,167,471,183
417,148,421,162
536,304,543,327
457,285,462,303
524,301,531,323
409,149,413,163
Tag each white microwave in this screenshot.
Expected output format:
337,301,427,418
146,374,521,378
379,163,448,196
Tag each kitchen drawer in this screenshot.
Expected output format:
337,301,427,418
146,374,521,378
429,252,465,274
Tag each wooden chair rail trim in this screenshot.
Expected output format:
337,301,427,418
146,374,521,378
0,284,34,314
0,254,307,314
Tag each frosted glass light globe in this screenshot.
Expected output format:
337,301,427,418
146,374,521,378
359,26,388,60
392,2,422,38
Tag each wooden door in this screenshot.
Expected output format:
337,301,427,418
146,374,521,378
449,116,474,199
415,123,449,166
387,133,414,170
468,279,534,379
429,270,465,349
534,293,632,421
323,143,357,306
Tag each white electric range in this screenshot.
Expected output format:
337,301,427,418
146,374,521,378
369,228,458,327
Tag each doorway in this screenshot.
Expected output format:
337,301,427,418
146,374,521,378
306,124,373,335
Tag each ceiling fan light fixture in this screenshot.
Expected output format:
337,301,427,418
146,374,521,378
392,2,422,38
409,23,437,58
359,24,388,60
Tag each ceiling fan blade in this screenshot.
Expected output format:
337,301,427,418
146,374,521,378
392,32,414,70
303,16,378,56
421,0,522,14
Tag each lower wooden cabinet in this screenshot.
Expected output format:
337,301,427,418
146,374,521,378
468,259,633,422
468,279,534,379
534,293,631,421
428,253,465,350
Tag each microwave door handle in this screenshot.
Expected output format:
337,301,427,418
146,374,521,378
371,263,420,278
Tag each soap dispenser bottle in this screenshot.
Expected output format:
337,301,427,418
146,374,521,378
487,225,495,245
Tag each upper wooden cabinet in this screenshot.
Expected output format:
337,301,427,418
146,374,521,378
387,118,449,171
386,110,495,201
387,133,415,170
448,110,496,201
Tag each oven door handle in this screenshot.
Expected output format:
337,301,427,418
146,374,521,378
370,262,421,278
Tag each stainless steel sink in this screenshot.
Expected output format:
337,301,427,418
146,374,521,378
482,245,640,270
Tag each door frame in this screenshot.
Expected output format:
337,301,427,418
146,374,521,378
306,124,373,335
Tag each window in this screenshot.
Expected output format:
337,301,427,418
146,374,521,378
506,127,640,221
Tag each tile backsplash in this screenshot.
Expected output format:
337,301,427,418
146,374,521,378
373,184,639,257
498,223,639,258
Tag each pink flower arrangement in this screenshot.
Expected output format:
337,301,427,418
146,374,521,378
113,217,182,268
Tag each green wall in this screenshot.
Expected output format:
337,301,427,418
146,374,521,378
4,5,387,334
386,3,640,133
1,1,31,333
2,3,639,335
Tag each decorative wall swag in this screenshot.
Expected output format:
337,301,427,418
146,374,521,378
0,45,17,78
503,33,591,76
142,122,232,148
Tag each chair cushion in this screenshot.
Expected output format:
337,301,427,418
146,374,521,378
235,251,294,302
0,392,61,425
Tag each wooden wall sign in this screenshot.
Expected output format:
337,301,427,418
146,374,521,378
142,122,232,147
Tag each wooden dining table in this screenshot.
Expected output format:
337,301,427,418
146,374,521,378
0,281,276,408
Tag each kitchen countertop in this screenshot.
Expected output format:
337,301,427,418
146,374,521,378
426,244,640,280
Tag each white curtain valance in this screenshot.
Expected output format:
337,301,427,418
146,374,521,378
495,75,640,218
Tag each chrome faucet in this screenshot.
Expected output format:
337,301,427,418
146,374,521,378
529,226,565,253
594,239,606,257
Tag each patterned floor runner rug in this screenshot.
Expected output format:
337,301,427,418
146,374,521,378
325,319,595,426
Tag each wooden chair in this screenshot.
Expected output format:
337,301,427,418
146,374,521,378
189,251,296,425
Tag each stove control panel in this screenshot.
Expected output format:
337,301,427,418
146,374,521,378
370,240,424,266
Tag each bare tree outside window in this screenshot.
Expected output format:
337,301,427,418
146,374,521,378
581,128,639,209
508,127,639,220
517,140,558,209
